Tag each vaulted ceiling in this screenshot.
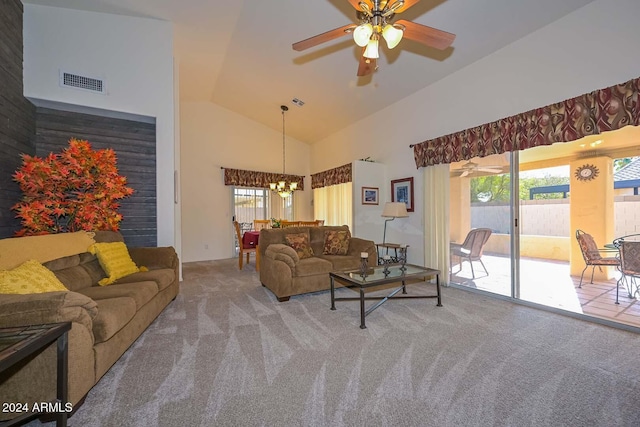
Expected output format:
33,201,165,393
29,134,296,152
24,0,596,143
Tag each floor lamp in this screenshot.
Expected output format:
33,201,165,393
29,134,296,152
381,202,409,244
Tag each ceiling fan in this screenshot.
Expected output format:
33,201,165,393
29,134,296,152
452,161,504,178
292,0,456,76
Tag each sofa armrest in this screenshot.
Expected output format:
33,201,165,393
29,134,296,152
265,244,299,269
129,246,178,270
0,291,97,334
348,238,377,264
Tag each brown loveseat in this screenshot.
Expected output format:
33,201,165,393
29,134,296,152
259,225,376,301
0,230,179,419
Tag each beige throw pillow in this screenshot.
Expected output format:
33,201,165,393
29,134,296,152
285,232,314,259
323,230,351,255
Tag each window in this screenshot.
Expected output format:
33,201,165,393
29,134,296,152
232,187,294,225
233,187,269,224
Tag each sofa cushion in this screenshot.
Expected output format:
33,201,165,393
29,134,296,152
294,257,333,277
113,269,176,292
78,281,158,311
319,255,361,271
43,252,108,291
91,297,137,344
323,230,351,255
285,232,314,259
44,254,81,271
0,260,69,294
90,242,140,286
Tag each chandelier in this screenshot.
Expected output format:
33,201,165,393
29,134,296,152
269,105,298,198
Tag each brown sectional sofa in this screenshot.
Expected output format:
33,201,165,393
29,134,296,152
0,230,179,419
259,225,376,301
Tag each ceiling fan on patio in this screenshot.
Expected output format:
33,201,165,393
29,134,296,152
452,161,504,178
292,0,456,76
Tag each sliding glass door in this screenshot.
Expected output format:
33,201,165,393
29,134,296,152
447,126,640,329
449,153,513,297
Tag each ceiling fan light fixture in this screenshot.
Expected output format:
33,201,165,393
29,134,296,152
363,36,379,59
382,24,403,49
382,0,405,17
353,23,373,47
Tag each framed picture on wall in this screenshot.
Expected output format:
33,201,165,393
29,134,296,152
391,177,414,212
362,187,379,205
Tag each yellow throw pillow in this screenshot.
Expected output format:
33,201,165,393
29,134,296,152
0,259,68,294
89,242,140,286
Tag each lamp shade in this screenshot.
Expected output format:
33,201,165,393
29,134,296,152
363,37,379,59
382,24,403,49
353,23,373,47
381,202,408,218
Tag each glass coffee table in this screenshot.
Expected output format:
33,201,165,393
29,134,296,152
330,264,441,329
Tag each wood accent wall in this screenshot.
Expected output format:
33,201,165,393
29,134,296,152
35,107,158,247
0,0,36,238
0,1,158,246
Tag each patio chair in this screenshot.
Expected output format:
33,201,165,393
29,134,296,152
450,228,492,279
233,221,257,270
575,229,619,288
613,234,640,301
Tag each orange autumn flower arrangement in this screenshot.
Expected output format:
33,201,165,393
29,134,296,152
12,138,134,236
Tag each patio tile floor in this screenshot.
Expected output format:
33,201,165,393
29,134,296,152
450,253,640,329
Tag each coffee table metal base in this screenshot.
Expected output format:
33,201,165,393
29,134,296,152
330,265,441,329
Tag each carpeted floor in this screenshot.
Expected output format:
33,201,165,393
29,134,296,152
34,259,640,426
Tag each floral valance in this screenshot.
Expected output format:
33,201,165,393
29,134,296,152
223,168,305,191
412,76,640,168
311,163,352,189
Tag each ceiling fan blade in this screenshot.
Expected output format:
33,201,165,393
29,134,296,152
394,0,421,13
357,51,376,76
347,0,373,11
477,167,503,173
396,20,456,50
292,24,356,51
459,170,470,178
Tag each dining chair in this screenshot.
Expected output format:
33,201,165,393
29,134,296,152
450,228,492,279
253,219,270,231
233,221,257,270
298,221,319,227
281,220,301,228
575,229,620,288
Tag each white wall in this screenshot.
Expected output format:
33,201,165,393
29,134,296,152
180,102,311,262
22,4,178,251
352,160,387,242
311,0,640,266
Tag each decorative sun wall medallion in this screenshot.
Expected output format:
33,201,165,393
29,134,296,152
574,164,599,181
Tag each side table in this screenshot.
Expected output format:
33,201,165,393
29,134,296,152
375,243,408,264
0,322,71,427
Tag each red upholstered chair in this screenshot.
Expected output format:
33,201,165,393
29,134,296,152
575,229,619,288
234,221,257,270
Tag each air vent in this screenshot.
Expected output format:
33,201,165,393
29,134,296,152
59,70,106,94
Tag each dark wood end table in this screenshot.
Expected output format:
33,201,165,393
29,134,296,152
0,322,71,427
